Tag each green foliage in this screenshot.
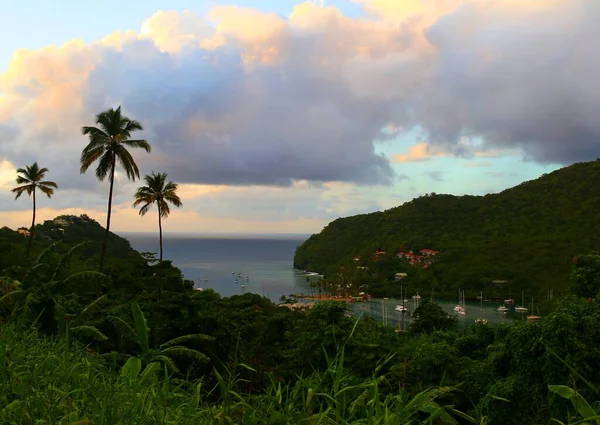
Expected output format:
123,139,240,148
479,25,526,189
0,324,458,425
410,299,457,334
3,219,600,423
571,251,600,298
294,160,600,298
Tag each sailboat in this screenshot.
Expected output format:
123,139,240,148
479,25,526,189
515,291,528,312
454,289,465,313
504,288,515,304
475,291,488,323
395,285,408,312
527,297,541,321
457,290,466,315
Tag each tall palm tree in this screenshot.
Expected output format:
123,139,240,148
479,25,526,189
80,106,151,272
11,162,58,255
133,172,182,263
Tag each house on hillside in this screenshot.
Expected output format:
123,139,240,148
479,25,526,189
17,228,30,237
395,272,408,280
421,249,439,256
353,255,361,262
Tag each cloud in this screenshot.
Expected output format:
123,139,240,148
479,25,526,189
462,161,494,168
392,142,513,163
393,143,450,163
1,0,599,231
425,171,446,182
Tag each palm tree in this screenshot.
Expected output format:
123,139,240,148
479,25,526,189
132,172,182,263
80,106,151,272
11,163,58,255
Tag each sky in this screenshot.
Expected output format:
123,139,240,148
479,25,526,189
0,0,597,234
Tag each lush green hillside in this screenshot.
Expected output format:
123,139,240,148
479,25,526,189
0,214,190,295
294,159,600,297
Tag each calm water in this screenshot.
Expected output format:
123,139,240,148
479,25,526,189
120,233,316,302
347,298,516,329
121,232,514,325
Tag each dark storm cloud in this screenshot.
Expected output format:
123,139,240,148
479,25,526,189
81,38,397,187
413,0,600,164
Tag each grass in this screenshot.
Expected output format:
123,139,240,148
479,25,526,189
0,323,458,424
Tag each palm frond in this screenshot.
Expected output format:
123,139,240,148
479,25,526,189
0,290,23,310
108,315,137,344
11,185,32,199
160,333,215,349
122,139,151,153
15,175,31,185
95,151,114,181
151,354,179,373
114,144,140,180
38,185,55,198
34,241,60,265
36,167,49,178
70,325,109,341
165,193,182,208
160,346,211,364
80,145,106,174
63,271,109,288
131,302,150,352
21,263,50,288
51,241,91,281
39,180,58,189
75,294,109,324
135,202,153,216
159,201,171,218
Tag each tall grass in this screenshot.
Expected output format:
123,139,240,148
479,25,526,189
0,324,458,424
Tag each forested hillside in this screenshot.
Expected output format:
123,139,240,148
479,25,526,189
294,159,600,296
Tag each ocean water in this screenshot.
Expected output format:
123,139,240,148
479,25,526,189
120,232,316,301
120,232,515,326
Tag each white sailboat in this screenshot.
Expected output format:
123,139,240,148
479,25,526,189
515,291,528,312
454,289,465,313
395,285,408,312
475,291,487,323
527,297,541,321
457,290,466,315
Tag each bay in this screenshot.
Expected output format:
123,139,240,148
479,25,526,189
120,232,315,302
120,232,514,325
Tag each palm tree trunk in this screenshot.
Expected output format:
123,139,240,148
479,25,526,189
158,204,163,299
26,188,36,255
99,153,116,278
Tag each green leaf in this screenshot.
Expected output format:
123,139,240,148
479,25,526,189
139,361,162,386
160,333,214,349
160,346,210,364
152,354,179,373
70,325,108,341
131,303,149,352
549,385,597,422
121,357,142,383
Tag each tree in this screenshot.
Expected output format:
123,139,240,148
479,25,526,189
132,172,182,264
80,106,151,273
571,251,600,299
409,299,456,334
11,163,58,255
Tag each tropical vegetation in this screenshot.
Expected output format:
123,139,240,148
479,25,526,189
294,159,600,300
11,162,58,255
133,171,182,263
1,218,600,424
80,106,151,272
3,107,600,423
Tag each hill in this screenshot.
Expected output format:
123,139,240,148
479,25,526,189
36,214,137,258
293,159,600,298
